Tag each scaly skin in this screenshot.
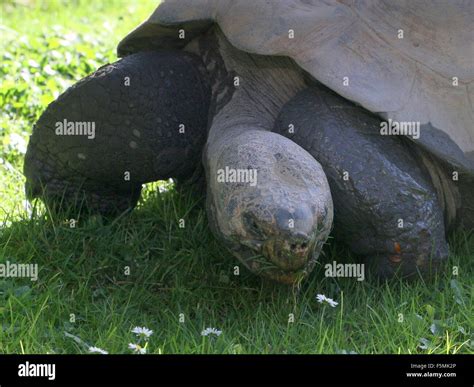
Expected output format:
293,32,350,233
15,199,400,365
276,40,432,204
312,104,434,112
24,51,210,215
274,86,449,278
196,28,334,284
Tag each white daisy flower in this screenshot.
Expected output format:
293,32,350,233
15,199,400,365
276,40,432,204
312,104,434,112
201,327,222,337
131,326,153,338
88,346,108,355
128,343,147,354
158,185,169,193
418,338,430,350
316,294,339,307
9,133,27,154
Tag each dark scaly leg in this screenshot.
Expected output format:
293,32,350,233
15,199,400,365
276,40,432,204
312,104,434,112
274,86,448,279
24,51,210,215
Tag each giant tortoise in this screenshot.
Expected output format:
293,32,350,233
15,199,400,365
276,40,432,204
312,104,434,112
24,0,474,284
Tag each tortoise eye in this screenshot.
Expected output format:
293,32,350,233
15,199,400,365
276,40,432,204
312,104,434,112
243,213,264,238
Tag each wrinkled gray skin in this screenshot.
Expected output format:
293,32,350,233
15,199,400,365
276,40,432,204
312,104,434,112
25,26,457,284
191,29,333,283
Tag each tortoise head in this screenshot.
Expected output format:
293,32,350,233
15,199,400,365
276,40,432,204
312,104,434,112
206,130,333,285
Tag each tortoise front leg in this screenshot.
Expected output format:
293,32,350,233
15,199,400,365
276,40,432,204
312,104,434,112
274,86,449,279
24,51,210,215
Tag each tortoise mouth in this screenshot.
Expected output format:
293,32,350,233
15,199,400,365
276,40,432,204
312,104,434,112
263,238,312,270
235,236,318,284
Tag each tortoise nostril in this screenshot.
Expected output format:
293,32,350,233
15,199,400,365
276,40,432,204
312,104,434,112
290,242,308,251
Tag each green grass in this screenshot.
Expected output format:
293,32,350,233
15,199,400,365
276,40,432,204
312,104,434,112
0,0,473,354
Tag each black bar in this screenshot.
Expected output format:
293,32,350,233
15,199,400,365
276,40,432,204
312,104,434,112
0,354,470,385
